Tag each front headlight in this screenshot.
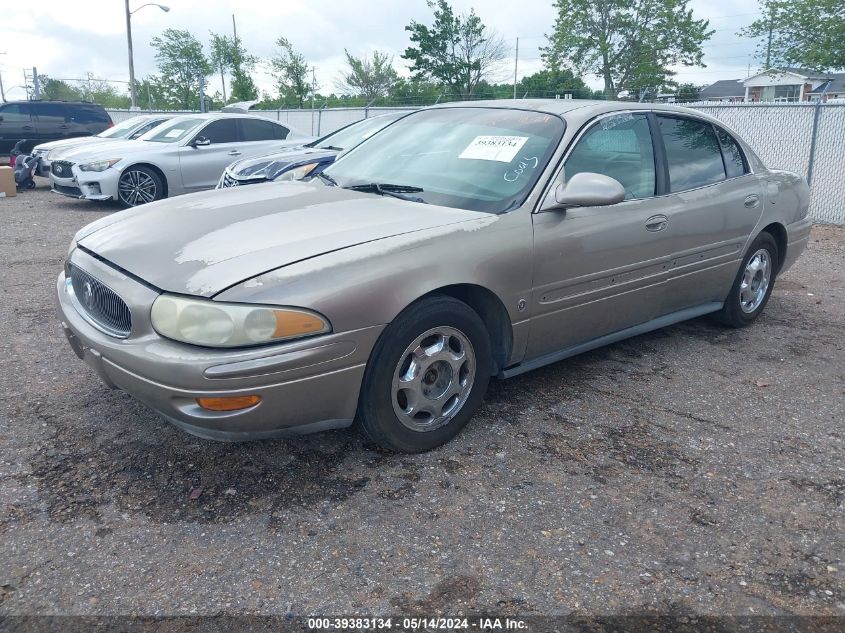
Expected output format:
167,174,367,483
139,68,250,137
150,295,331,348
272,162,319,182
79,159,121,172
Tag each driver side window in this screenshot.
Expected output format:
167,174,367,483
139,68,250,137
564,113,656,200
195,119,238,144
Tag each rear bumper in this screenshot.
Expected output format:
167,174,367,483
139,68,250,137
781,216,812,274
56,251,382,440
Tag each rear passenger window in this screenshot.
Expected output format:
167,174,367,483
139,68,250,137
240,118,289,141
565,113,655,199
73,107,110,124
715,127,747,178
658,116,725,192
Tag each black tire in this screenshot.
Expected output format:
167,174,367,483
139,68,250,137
713,231,779,328
117,165,164,208
357,295,493,453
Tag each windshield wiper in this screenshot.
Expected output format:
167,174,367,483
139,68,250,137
319,145,344,151
316,172,338,186
345,182,427,203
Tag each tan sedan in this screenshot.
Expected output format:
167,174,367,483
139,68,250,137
57,100,811,452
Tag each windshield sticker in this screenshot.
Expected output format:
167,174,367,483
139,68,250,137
504,156,539,182
459,135,529,162
165,129,184,138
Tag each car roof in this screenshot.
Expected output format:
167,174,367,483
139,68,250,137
2,100,107,107
431,98,708,118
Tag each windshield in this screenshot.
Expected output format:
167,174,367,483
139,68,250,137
139,117,204,143
96,117,150,139
323,108,564,213
314,113,403,151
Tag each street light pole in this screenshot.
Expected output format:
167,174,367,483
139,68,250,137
125,2,170,109
125,0,137,108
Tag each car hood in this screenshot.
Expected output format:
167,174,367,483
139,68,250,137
60,139,157,162
228,147,335,178
76,181,485,297
36,136,108,154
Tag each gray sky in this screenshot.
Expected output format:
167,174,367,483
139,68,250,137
1,0,766,102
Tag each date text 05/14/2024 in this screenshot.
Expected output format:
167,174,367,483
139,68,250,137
307,618,528,631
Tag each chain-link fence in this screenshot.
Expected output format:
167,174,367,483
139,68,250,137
107,101,845,225
687,102,844,225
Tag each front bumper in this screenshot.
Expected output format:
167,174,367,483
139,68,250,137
51,163,119,201
56,249,381,440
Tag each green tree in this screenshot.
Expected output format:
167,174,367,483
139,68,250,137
740,0,844,71
543,0,713,99
516,68,590,98
337,50,399,101
150,28,211,109
134,77,171,110
210,32,259,103
270,37,311,108
40,76,83,101
403,0,507,99
675,82,702,101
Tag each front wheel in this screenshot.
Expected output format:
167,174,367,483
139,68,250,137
714,232,779,327
357,296,492,453
117,166,163,208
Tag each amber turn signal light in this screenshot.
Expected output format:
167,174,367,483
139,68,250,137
196,395,262,411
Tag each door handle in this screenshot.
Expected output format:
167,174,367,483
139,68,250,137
59,124,69,129
744,194,760,208
645,215,668,232
227,150,242,156
22,125,33,130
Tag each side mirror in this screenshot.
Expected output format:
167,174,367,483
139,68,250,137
540,172,626,212
191,136,211,147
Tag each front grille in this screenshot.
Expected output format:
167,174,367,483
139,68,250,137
68,264,132,338
51,160,74,177
52,184,83,197
222,172,266,188
221,172,240,188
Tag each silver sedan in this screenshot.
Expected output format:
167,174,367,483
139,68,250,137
57,100,811,452
49,113,312,207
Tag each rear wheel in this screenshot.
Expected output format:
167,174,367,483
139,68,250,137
357,296,492,453
117,166,163,208
714,232,778,327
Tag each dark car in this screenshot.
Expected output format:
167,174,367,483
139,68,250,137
0,100,113,154
217,111,407,188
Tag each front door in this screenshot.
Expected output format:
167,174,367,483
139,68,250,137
527,112,676,359
178,118,244,191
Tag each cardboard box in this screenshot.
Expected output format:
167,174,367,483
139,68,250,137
0,166,15,198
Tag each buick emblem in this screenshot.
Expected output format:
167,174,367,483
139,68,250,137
82,281,95,309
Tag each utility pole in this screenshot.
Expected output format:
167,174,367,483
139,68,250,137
125,0,136,108
232,14,238,44
764,10,773,69
513,37,519,99
32,67,40,99
0,52,6,102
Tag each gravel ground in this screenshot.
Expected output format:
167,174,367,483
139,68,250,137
1,180,843,621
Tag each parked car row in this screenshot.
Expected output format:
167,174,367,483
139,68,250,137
28,109,405,208
56,100,812,453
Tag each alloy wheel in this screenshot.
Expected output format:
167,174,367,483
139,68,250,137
391,326,476,432
739,248,771,313
118,170,158,206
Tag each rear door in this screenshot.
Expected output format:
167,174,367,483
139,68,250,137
238,118,292,155
653,115,764,313
178,118,242,191
0,103,37,152
528,111,680,358
31,102,71,144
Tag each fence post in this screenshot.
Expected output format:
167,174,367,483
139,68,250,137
806,101,822,186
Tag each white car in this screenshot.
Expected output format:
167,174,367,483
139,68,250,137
50,113,312,207
32,114,173,177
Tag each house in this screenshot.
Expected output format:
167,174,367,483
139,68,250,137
700,79,746,102
808,74,845,101
743,67,839,102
